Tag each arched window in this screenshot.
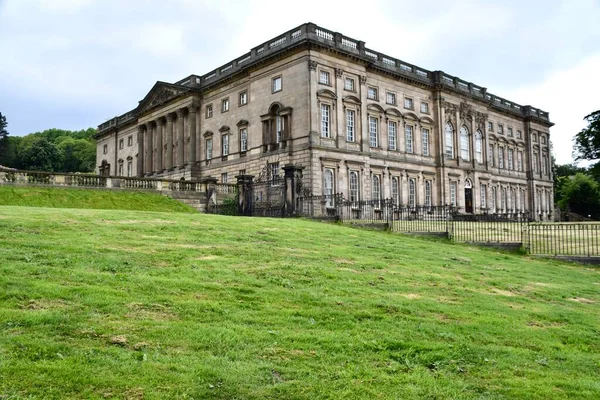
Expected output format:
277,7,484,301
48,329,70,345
324,169,334,207
475,130,483,163
349,171,359,202
392,177,399,205
263,103,290,152
445,122,454,158
460,125,469,161
425,180,432,207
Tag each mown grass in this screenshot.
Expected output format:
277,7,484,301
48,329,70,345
0,206,599,399
0,186,196,213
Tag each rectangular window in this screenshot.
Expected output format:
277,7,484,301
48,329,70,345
221,98,229,113
127,136,133,146
498,147,504,169
517,151,523,171
491,187,497,212
206,138,213,160
392,177,399,205
533,154,539,173
221,173,228,184
405,125,413,153
349,171,359,202
409,178,416,207
508,127,513,137
118,163,123,176
346,110,355,142
320,103,330,138
367,87,377,100
517,130,522,139
404,97,413,109
239,91,248,106
272,76,282,93
319,70,330,85
543,155,548,175
103,144,107,154
420,102,429,113
425,180,432,207
240,128,248,152
450,181,457,207
222,135,229,156
481,184,487,209
488,144,494,167
508,149,514,170
498,124,504,135
488,121,493,131
501,188,507,212
388,121,397,151
520,190,525,212
344,77,355,91
206,104,213,118
119,139,124,149
276,115,283,143
386,92,396,105
369,116,378,147
270,162,280,185
422,128,430,156
323,169,334,207
372,175,381,201
127,161,132,177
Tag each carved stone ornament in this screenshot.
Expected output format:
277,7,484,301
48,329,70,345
150,89,175,107
308,60,318,71
360,75,367,84
475,111,488,129
443,101,457,115
335,68,343,77
459,102,473,122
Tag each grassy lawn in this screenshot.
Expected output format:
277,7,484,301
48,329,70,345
0,186,196,213
0,206,599,399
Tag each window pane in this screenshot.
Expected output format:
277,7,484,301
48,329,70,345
405,125,413,153
346,110,355,142
422,128,429,156
321,104,330,138
388,121,396,150
369,117,378,147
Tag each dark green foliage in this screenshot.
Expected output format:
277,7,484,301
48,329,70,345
0,127,97,172
574,110,600,161
556,173,600,219
0,112,9,164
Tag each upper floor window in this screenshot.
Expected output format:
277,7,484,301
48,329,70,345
517,151,523,171
541,136,547,145
488,121,493,131
404,97,413,110
222,134,229,156
206,104,213,118
386,92,396,105
320,103,331,138
344,77,355,91
240,128,248,152
405,125,414,153
420,102,429,113
445,122,454,158
498,124,504,135
119,139,124,150
319,70,330,85
480,184,487,209
460,125,469,161
388,121,397,151
367,87,378,100
532,133,538,142
425,180,432,207
508,148,514,170
346,109,355,142
221,98,229,113
206,138,213,160
422,128,430,156
276,115,283,143
508,127,513,137
239,91,248,106
221,173,228,184
127,136,133,146
488,144,494,167
517,130,522,139
103,144,108,154
392,177,399,206
475,130,483,163
498,147,504,169
272,76,282,93
127,160,132,177
409,178,416,207
372,175,381,201
369,116,378,147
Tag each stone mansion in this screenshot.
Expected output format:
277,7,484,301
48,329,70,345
95,23,554,218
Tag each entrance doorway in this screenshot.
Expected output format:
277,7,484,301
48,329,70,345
464,179,473,213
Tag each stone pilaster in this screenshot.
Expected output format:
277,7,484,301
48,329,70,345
137,125,145,177
166,113,174,170
177,108,185,167
188,104,197,163
155,119,163,171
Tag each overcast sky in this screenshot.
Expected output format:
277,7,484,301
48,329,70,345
1,0,599,164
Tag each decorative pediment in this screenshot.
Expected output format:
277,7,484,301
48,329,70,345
385,108,402,118
343,95,361,104
136,82,191,115
317,89,337,100
403,112,419,121
420,116,435,125
367,104,385,113
203,130,214,138
237,119,249,127
219,125,230,132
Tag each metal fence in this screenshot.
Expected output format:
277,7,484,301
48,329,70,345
450,212,531,243
391,206,451,234
526,223,600,256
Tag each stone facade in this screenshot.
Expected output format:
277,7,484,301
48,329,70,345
95,23,554,219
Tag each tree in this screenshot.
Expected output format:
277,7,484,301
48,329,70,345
0,112,7,140
57,138,96,172
19,137,61,171
0,112,9,165
557,173,600,219
574,110,600,161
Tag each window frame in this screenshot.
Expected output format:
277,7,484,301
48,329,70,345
323,168,335,207
404,97,414,110
420,102,429,114
388,120,397,151
221,134,229,156
405,124,414,154
206,104,213,118
480,184,487,209
386,91,396,105
346,109,355,142
460,125,470,161
319,70,330,85
344,77,355,92
369,116,378,148
240,128,248,152
409,178,416,208
239,91,248,106
392,176,399,206
206,138,213,160
320,103,331,138
272,76,282,93
367,86,378,100
119,138,124,150
475,130,483,163
221,98,230,113
127,136,133,146
422,127,430,156
349,171,359,203
445,122,454,159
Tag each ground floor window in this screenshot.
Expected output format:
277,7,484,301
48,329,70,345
450,181,457,207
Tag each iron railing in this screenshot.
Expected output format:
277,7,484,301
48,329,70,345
392,205,451,234
450,211,531,243
527,223,600,256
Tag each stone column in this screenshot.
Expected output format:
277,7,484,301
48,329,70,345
236,174,254,216
145,123,153,174
137,125,145,177
283,165,304,217
155,119,163,171
177,108,185,167
166,114,174,170
188,104,197,163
